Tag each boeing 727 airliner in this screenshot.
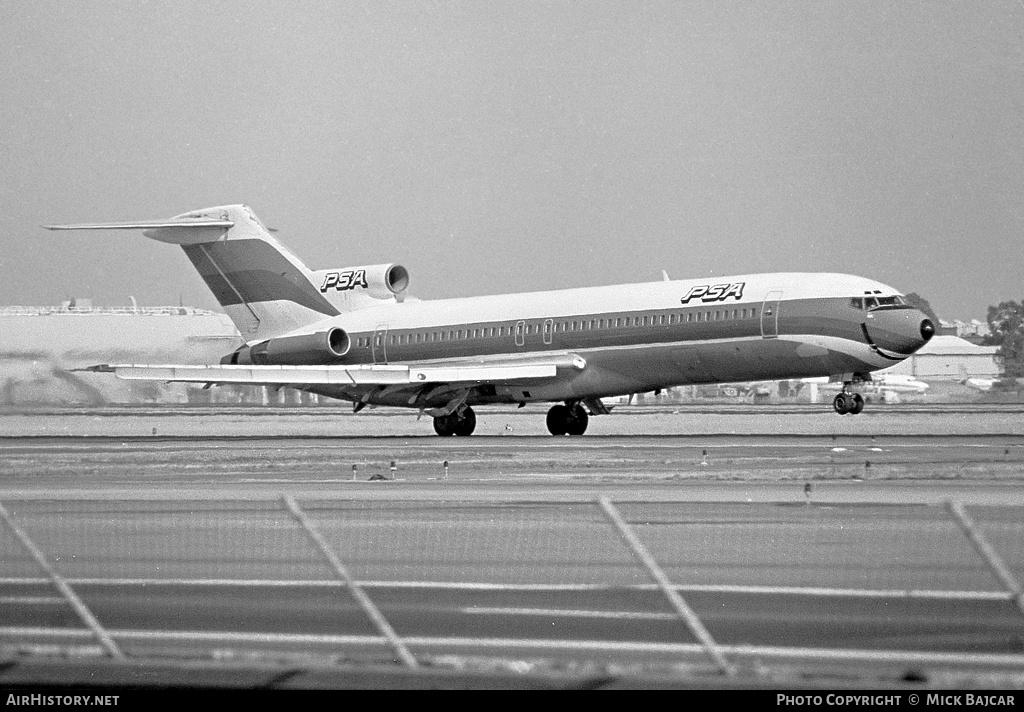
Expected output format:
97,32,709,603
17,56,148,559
45,204,935,435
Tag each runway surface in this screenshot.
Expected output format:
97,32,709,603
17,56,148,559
1,404,1023,689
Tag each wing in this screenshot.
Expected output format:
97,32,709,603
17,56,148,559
85,360,569,385
83,351,588,414
85,351,585,385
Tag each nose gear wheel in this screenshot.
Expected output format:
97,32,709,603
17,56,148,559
833,392,864,415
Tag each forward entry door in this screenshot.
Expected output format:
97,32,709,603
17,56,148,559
761,291,782,338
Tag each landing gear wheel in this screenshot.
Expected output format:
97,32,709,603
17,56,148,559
833,392,865,415
833,393,850,415
850,393,864,415
433,412,458,436
546,405,569,435
565,404,589,436
453,406,476,436
433,406,477,436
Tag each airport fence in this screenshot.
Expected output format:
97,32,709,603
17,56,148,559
0,496,1022,679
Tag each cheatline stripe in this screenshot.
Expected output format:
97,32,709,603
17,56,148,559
1,627,1021,668
0,577,1013,600
371,333,895,371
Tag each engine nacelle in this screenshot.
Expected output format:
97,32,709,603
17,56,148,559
222,327,351,365
313,263,410,302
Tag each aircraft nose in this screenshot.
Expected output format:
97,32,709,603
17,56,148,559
864,308,934,357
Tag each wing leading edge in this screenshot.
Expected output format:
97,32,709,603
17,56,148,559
84,361,572,386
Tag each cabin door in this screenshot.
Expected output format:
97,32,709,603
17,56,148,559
372,324,389,363
760,291,782,338
514,320,526,347
542,319,554,345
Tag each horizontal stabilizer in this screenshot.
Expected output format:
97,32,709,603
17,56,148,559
42,218,234,231
43,216,234,246
83,362,559,386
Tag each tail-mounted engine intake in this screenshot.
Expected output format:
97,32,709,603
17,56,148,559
222,327,350,365
313,263,410,303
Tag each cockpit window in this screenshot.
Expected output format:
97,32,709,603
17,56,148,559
853,293,905,311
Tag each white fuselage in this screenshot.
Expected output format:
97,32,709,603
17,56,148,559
265,272,931,409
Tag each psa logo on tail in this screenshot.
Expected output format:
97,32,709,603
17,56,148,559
321,270,369,292
680,282,745,304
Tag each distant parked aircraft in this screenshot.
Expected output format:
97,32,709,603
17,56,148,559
803,372,929,397
45,204,934,433
961,377,996,392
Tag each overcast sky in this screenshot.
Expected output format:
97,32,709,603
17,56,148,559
1,1,1021,322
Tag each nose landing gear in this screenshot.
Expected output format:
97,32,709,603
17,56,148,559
833,391,864,415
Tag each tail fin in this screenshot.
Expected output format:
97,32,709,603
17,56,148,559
45,205,338,340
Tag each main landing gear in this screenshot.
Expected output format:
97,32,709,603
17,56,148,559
433,406,477,436
833,391,864,416
546,402,589,436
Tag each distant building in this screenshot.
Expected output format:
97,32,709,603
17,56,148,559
879,335,999,381
939,318,991,344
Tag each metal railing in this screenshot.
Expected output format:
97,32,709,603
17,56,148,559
1,496,1022,677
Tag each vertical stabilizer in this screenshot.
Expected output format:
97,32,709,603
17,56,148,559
46,205,339,341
